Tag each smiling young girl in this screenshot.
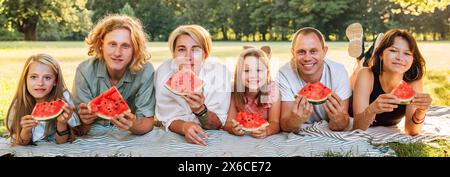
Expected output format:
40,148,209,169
351,29,432,135
224,46,281,139
5,54,80,146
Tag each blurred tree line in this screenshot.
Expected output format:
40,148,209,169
0,0,449,41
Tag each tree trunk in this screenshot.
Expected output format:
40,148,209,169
221,25,228,40
21,16,39,41
24,25,37,41
441,32,447,40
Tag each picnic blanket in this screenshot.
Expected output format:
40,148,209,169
299,106,450,145
0,106,448,157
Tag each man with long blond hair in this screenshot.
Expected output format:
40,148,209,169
73,14,156,135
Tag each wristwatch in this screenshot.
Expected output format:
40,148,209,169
56,128,71,136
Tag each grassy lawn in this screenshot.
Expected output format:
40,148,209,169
0,41,449,157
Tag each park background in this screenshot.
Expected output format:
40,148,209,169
0,0,449,156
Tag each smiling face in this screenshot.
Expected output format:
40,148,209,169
381,36,414,74
102,28,134,75
241,56,268,92
26,62,57,102
291,33,328,80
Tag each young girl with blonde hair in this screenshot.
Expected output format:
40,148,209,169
224,46,281,138
6,54,80,146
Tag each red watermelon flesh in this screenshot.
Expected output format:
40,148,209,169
88,86,130,120
391,80,415,105
165,69,204,96
31,99,66,121
298,82,332,105
232,112,269,132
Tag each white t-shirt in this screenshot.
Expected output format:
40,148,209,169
276,58,352,123
8,91,81,142
155,58,232,131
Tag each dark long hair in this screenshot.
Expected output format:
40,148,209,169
369,29,426,81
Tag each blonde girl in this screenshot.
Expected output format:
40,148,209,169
224,46,281,139
5,54,80,146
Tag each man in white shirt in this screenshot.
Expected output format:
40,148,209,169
155,25,231,146
277,27,351,133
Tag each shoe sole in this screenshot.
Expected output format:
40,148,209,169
346,23,363,58
371,33,384,57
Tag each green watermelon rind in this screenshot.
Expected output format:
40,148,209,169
164,82,204,96
241,122,269,132
307,95,329,105
32,100,66,121
398,98,414,105
95,109,132,120
88,87,131,120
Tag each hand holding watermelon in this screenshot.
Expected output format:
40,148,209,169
183,92,205,113
290,95,313,123
368,94,400,114
411,93,432,111
78,103,97,125
110,112,136,131
56,103,73,125
323,93,348,124
250,127,268,139
20,115,39,131
230,120,245,136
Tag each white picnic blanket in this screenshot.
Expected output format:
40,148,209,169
299,106,450,145
0,106,448,157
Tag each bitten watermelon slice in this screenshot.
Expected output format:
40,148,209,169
232,112,269,132
31,99,66,121
297,82,332,105
88,86,130,120
391,80,415,105
165,69,204,96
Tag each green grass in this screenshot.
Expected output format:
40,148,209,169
0,41,449,156
424,70,450,106
319,150,356,157
387,139,450,157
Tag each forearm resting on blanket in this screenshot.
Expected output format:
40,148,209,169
353,106,377,131
129,117,155,135
198,111,222,130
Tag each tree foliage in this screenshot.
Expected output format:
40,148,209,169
0,0,449,41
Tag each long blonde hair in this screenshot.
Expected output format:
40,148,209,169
85,14,150,73
5,54,68,145
233,46,272,111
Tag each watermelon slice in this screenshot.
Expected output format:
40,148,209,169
88,86,131,120
232,112,269,132
297,82,332,105
391,80,415,105
165,69,204,96
31,99,66,121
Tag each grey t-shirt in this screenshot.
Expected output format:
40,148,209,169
276,58,352,123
